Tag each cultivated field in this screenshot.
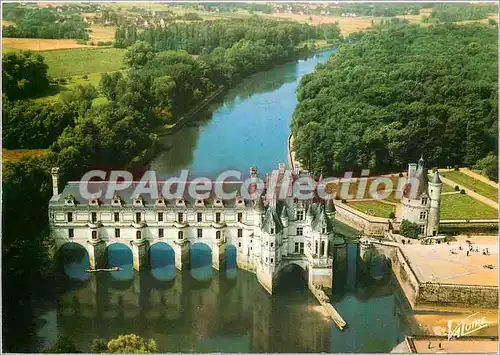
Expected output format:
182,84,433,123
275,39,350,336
2,149,47,163
2,38,91,51
39,47,126,78
88,24,116,42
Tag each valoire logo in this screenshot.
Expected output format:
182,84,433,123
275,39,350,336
447,313,488,340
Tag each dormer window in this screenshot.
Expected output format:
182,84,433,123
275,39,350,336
195,199,204,207
65,195,75,206
293,197,299,204
421,197,428,205
213,199,223,207
236,197,244,206
133,196,144,207
89,199,99,206
176,198,185,207
155,197,165,207
111,195,122,206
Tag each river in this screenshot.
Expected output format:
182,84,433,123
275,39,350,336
27,50,418,353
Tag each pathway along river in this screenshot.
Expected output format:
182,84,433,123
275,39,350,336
31,50,418,353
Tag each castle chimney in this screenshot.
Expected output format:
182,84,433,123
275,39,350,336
51,167,60,196
250,166,257,178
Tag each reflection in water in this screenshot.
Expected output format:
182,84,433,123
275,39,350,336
190,243,213,282
150,50,337,179
150,242,176,282
224,245,237,280
107,243,134,281
59,243,90,281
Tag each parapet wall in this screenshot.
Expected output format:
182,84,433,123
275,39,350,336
334,203,388,236
372,242,498,309
418,283,498,308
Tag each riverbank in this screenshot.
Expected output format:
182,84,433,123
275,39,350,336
154,47,336,139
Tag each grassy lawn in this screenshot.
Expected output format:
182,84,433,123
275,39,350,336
347,200,395,218
440,170,498,202
40,47,126,78
440,194,498,220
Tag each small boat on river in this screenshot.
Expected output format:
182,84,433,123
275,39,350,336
85,267,122,273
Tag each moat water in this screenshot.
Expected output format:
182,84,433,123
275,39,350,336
24,50,418,352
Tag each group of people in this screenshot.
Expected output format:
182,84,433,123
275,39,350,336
401,239,412,245
450,244,490,256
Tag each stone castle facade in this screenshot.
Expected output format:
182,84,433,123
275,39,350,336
48,165,346,294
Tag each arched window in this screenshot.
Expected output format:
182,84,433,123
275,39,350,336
178,231,184,240
91,230,98,240
136,231,141,240
320,241,325,255
216,231,221,239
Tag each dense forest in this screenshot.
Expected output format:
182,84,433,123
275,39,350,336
427,4,497,23
2,3,89,40
291,22,498,179
114,17,341,53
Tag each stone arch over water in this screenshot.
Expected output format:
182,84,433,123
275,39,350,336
56,242,90,281
190,242,212,282
106,242,134,281
149,242,176,282
274,262,309,291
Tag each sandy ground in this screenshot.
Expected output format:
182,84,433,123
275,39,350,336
2,38,91,51
400,235,498,286
414,310,498,337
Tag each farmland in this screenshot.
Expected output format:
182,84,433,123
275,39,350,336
2,38,91,51
39,47,126,78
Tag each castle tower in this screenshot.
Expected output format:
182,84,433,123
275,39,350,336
427,171,442,236
254,195,265,228
280,204,289,257
400,156,431,237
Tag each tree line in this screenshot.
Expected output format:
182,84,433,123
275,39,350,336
114,17,341,54
291,22,497,180
2,3,89,40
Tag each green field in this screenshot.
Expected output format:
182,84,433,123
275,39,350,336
39,48,126,78
440,194,498,220
347,200,395,218
440,170,498,202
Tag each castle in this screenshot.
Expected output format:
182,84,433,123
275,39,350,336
400,156,442,237
48,165,346,294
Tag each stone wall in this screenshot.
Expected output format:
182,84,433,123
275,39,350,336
334,203,388,236
372,242,499,309
418,283,498,308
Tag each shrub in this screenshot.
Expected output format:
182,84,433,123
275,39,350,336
460,189,466,194
400,219,420,239
488,18,496,26
398,172,404,177
454,185,460,191
82,74,88,80
388,211,396,219
454,165,459,171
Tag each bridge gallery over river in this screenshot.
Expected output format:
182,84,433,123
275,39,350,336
48,165,356,299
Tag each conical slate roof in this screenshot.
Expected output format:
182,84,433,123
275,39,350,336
280,204,289,219
254,195,265,212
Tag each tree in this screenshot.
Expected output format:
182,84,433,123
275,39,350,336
474,154,498,182
90,339,108,353
60,84,98,112
99,71,124,101
400,219,420,239
106,334,157,353
123,40,155,68
45,335,80,353
2,51,49,99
